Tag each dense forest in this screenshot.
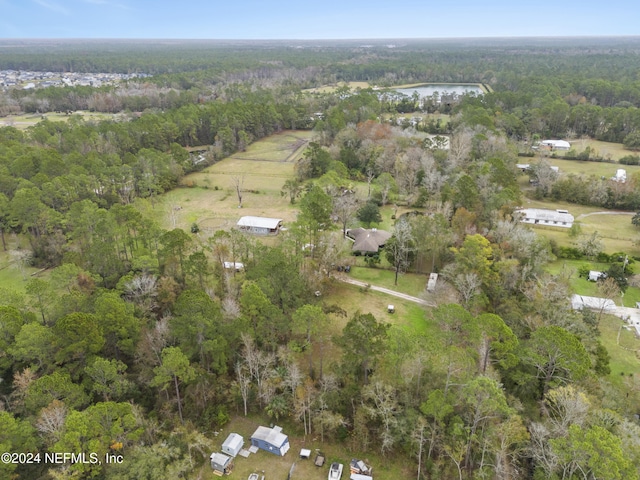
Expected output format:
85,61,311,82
1,38,640,479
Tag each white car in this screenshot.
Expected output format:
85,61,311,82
328,462,343,480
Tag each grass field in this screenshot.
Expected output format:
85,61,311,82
564,138,632,162
541,156,640,177
347,265,428,298
0,111,114,129
303,81,372,93
140,130,313,232
598,313,640,387
195,413,415,480
518,197,640,257
545,258,640,306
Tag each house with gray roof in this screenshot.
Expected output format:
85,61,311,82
346,228,392,254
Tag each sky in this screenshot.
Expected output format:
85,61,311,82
0,0,638,39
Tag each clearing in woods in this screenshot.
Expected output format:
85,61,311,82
142,130,313,232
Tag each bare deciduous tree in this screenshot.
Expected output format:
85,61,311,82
333,193,360,237
231,174,245,208
123,273,158,316
452,272,482,310
235,362,251,417
362,381,400,455
36,399,67,443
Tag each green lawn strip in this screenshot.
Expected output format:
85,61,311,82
563,138,632,162
544,259,640,307
201,413,412,480
538,156,640,175
324,281,431,333
598,314,640,387
519,197,640,256
347,266,427,298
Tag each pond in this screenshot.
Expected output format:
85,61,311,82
393,83,484,99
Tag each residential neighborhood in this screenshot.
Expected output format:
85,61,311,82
0,69,148,90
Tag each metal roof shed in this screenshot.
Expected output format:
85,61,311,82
237,216,283,235
221,433,244,457
210,452,233,474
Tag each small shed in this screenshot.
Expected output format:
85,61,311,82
613,169,627,183
210,452,233,474
250,425,290,456
221,433,244,457
427,273,438,292
588,271,605,282
223,262,244,272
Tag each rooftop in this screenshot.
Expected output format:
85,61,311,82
237,216,282,229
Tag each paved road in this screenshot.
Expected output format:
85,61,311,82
333,275,435,307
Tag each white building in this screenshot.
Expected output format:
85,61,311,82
536,139,571,150
515,208,574,228
236,216,283,235
221,433,244,457
612,169,627,183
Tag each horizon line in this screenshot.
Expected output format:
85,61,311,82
2,35,640,41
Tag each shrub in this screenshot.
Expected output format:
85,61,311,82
556,246,583,259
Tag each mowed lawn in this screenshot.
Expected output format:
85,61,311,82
518,197,640,257
142,130,313,232
598,313,640,388
0,111,114,129
566,138,633,162
195,413,416,480
545,157,640,178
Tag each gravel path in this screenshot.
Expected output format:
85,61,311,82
576,211,634,220
333,275,435,307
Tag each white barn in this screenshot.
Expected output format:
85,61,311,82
515,208,574,228
237,216,283,235
538,139,571,150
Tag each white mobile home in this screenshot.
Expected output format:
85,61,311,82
515,208,574,228
250,425,290,456
237,216,283,235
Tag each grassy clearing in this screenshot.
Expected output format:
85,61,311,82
598,314,640,387
139,131,313,232
0,111,114,129
544,259,640,307
303,81,371,93
518,197,640,257
196,413,414,480
565,138,632,162
540,156,640,177
323,280,432,334
347,266,427,298
0,235,43,292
